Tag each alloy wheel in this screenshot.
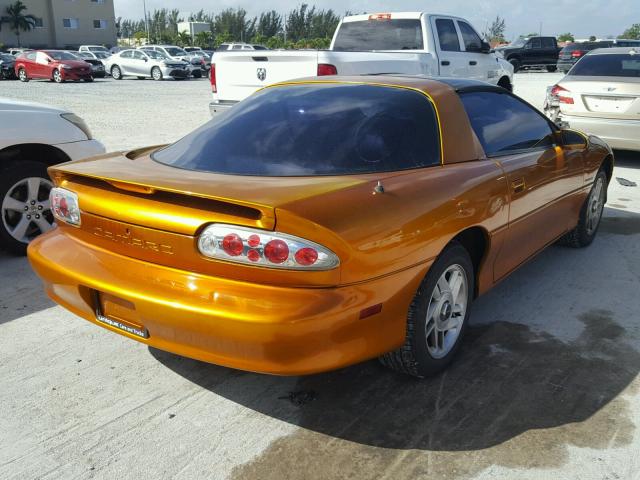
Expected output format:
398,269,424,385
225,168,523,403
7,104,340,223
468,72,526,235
1,177,54,244
586,175,605,235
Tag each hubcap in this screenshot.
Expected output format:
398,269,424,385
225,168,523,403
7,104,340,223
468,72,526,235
1,177,54,244
19,69,26,80
586,176,605,235
425,264,468,359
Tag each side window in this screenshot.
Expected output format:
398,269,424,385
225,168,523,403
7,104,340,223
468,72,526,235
26,52,37,61
458,21,482,51
529,38,542,49
133,51,145,60
435,19,461,52
541,37,555,48
459,91,555,155
232,45,242,50
121,50,132,59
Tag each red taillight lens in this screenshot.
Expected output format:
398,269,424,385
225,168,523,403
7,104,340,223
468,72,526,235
197,224,339,270
210,63,216,92
50,187,81,226
571,50,584,58
264,239,289,264
317,63,337,76
550,84,574,104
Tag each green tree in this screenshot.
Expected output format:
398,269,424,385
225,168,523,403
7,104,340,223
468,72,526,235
483,15,506,43
619,23,640,39
214,8,255,42
194,31,212,49
557,32,574,42
176,31,192,47
257,10,282,38
133,30,146,46
1,1,37,47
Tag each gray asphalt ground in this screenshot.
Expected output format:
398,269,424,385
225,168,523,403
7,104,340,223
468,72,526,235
1,73,640,480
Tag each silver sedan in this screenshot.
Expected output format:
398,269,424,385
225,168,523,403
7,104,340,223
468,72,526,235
104,49,190,81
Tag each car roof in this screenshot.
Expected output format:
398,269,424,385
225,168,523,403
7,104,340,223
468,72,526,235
588,47,640,55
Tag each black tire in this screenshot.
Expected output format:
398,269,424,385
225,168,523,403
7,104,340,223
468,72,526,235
151,67,163,81
0,161,53,255
558,170,607,248
192,69,202,79
111,65,122,80
509,58,521,73
52,69,63,83
84,77,94,82
18,67,29,82
379,242,474,378
546,65,558,73
137,76,146,80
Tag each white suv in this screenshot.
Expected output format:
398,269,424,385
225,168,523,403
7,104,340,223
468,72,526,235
0,98,105,254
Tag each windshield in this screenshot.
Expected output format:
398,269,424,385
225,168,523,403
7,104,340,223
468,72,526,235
146,50,169,60
570,54,640,77
46,51,81,61
0,53,13,61
509,38,527,48
94,52,110,59
89,46,108,52
165,47,187,56
153,84,440,176
333,19,424,51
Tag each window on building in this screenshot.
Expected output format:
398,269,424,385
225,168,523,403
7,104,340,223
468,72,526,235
63,18,79,29
91,0,106,3
34,18,44,28
93,19,107,29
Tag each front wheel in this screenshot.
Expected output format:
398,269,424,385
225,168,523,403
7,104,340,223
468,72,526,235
558,170,607,248
52,69,63,83
192,69,202,79
111,65,122,80
151,67,163,81
379,242,474,378
18,67,29,82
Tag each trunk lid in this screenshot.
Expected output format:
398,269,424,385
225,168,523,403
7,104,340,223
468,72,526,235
559,76,640,119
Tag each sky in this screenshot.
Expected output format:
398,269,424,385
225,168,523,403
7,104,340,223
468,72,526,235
113,0,639,40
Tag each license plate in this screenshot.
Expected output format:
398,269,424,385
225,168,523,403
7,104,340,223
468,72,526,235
583,95,634,113
95,292,148,338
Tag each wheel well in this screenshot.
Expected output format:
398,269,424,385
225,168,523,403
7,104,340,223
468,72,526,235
601,154,614,183
451,227,489,298
0,143,71,169
507,55,520,62
497,76,512,92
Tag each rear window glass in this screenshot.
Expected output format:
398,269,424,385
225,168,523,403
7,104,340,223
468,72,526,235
333,19,423,51
570,54,640,77
153,84,440,176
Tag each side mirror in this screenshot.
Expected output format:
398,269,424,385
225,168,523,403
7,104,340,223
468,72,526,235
559,128,588,147
481,41,491,53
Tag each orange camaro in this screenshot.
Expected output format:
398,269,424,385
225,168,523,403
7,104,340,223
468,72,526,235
28,76,613,377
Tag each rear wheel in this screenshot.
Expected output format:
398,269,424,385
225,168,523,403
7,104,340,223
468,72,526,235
111,65,122,80
192,69,202,79
559,170,607,248
379,242,474,378
0,162,54,255
84,77,94,82
546,65,558,73
18,67,28,82
151,67,163,81
52,69,63,83
509,58,521,73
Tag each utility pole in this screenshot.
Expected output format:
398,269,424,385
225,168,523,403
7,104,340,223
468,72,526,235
143,0,149,42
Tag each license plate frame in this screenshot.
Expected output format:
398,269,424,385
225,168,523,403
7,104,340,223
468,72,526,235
94,291,149,339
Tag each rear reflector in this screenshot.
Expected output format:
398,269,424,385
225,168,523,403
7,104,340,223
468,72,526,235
359,303,383,319
198,224,339,270
317,63,338,76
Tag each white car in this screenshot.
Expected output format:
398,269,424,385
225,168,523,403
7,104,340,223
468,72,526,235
139,45,204,78
0,98,105,254
105,49,190,80
210,12,513,115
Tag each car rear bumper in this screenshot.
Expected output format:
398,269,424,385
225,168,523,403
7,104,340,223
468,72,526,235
560,114,640,151
54,139,106,161
209,100,237,116
28,228,427,375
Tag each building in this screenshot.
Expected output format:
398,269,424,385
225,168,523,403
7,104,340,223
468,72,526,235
0,0,117,49
178,21,210,38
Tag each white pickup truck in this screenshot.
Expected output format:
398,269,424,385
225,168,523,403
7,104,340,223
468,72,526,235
209,12,513,115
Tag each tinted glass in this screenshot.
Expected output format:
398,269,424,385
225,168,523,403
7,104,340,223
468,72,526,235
570,54,640,77
458,21,482,51
146,50,167,59
165,47,186,56
529,38,542,48
120,50,133,58
133,51,146,60
153,84,440,176
435,19,460,52
460,91,554,155
0,54,13,61
542,37,556,48
333,19,423,51
45,51,79,60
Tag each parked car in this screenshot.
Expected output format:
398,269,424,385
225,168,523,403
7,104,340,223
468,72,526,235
76,51,107,78
0,53,17,79
209,12,513,116
557,39,640,73
217,43,267,51
105,49,190,80
14,50,93,83
28,76,612,378
7,48,32,57
546,47,640,151
494,36,561,72
184,46,204,53
78,45,110,54
0,98,105,254
139,45,204,78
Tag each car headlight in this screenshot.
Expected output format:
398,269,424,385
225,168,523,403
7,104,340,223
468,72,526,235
60,113,93,140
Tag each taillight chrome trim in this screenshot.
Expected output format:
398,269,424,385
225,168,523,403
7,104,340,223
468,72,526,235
198,224,340,271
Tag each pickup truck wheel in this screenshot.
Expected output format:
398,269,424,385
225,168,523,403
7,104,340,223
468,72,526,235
546,66,557,73
558,170,607,248
18,67,29,82
0,162,54,255
111,65,122,80
379,242,474,378
509,58,521,73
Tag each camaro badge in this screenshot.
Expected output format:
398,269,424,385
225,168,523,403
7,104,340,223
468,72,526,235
257,68,267,81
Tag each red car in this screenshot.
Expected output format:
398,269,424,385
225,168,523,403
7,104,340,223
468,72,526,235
15,50,93,83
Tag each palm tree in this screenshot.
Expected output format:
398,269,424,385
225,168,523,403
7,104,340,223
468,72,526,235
176,31,192,47
2,1,37,47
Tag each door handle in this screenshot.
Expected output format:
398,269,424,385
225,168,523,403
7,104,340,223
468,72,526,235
511,178,526,194
469,61,477,66
441,60,450,66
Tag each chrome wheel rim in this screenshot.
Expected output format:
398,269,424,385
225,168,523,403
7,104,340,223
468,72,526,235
53,70,61,82
112,66,120,78
425,264,468,359
1,177,54,244
18,68,26,81
152,68,161,80
586,176,605,235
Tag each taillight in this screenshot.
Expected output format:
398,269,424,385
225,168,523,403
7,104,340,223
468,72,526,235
317,63,337,76
198,224,339,270
550,84,574,104
50,187,81,226
571,50,584,58
210,63,216,92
